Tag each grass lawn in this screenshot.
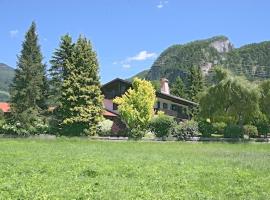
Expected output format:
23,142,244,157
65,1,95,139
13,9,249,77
0,139,269,199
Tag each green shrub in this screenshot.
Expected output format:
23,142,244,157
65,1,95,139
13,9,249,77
213,122,227,135
224,124,243,138
173,120,198,140
98,119,113,136
252,115,269,137
243,125,258,138
0,118,50,136
0,109,4,120
129,127,147,140
149,114,176,139
198,120,214,137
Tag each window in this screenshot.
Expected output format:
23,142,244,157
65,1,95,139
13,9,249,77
157,101,160,109
163,103,168,109
113,103,118,110
171,104,177,111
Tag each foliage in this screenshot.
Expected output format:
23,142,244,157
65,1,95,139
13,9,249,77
173,120,199,140
0,119,49,136
259,80,270,120
98,119,113,136
127,69,149,82
170,76,186,98
0,63,15,101
49,34,74,107
252,114,270,137
199,67,261,125
9,22,48,132
212,122,227,135
198,120,214,137
146,36,227,84
0,110,5,129
57,36,103,136
149,112,176,139
186,66,204,101
223,41,270,80
131,36,270,90
113,78,156,139
150,80,161,91
224,124,243,138
0,139,270,199
243,125,258,138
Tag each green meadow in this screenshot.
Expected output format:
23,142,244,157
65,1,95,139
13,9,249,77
0,138,269,199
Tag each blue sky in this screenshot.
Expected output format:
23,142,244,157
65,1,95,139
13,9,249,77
1,0,269,83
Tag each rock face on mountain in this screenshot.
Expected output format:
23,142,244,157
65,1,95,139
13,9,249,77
130,36,270,85
0,63,15,101
146,36,233,83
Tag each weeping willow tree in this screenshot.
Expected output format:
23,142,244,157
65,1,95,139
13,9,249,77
199,67,261,125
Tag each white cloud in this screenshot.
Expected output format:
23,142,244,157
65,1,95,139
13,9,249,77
156,1,168,9
114,50,157,69
127,51,157,61
122,64,131,69
157,3,163,8
9,30,19,38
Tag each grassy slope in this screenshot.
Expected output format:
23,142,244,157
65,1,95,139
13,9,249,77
0,139,269,199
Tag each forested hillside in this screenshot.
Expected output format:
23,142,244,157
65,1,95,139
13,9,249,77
129,36,270,86
0,63,15,101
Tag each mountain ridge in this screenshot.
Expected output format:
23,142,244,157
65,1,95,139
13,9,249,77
129,36,270,84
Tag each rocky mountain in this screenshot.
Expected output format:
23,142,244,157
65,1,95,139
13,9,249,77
129,36,270,85
0,63,15,102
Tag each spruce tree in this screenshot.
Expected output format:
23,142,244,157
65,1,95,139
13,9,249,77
186,66,204,102
49,34,74,106
171,77,186,98
60,36,103,136
10,22,48,127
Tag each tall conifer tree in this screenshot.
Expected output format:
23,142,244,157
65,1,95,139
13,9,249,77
10,22,48,126
49,34,74,106
59,36,103,135
186,66,204,101
171,77,186,98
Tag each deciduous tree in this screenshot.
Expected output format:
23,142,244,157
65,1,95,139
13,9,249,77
113,78,156,138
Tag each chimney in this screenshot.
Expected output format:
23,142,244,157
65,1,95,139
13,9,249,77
160,78,170,95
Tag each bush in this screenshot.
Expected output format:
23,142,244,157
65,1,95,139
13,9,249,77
98,119,113,136
0,118,50,136
224,124,243,138
149,114,176,139
252,115,269,137
173,120,198,140
198,120,214,137
129,127,147,140
243,125,258,138
213,122,227,135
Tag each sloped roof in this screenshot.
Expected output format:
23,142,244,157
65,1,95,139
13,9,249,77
0,102,10,113
103,109,118,117
102,78,198,107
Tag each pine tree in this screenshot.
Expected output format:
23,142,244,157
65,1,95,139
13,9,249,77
10,22,48,127
171,77,186,98
60,36,103,136
186,66,204,102
49,34,74,106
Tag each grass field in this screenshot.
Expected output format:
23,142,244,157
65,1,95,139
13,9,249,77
0,139,269,199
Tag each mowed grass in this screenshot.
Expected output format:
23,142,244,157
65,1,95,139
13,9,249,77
0,139,269,199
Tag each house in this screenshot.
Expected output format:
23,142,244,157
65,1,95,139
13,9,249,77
102,78,198,122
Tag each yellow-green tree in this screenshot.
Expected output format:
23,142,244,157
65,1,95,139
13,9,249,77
113,78,156,138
